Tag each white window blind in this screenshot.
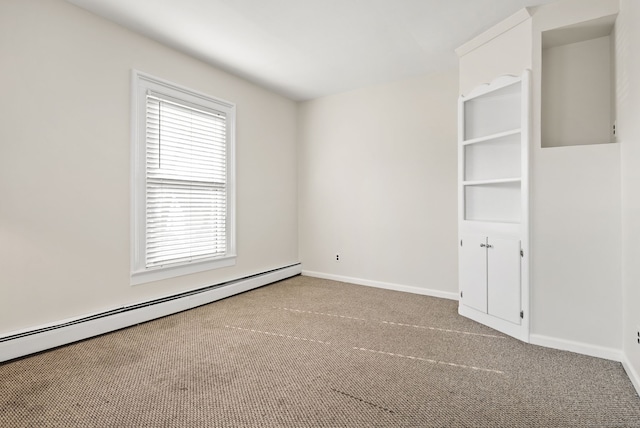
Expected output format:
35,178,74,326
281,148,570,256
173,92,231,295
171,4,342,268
145,93,228,268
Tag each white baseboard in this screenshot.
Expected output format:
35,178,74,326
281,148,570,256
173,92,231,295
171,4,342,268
529,333,623,362
301,270,459,301
622,356,640,397
0,264,301,363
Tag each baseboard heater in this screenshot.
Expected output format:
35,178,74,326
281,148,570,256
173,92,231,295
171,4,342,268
0,263,302,363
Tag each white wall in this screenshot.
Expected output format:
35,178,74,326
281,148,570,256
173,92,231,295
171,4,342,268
530,0,622,356
542,35,613,147
0,0,298,335
298,71,459,299
617,0,640,391
530,144,621,351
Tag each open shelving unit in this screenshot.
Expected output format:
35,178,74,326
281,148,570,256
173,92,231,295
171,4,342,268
458,71,530,341
460,75,527,225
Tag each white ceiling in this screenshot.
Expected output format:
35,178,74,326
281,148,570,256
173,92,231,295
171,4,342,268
66,0,559,101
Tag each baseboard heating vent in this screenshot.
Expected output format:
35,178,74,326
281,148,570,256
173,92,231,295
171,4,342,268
0,263,301,362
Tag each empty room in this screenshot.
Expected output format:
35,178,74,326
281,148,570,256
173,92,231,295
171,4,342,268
1,0,640,426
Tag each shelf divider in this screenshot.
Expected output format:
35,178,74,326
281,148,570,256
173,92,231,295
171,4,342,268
462,128,521,146
462,177,521,186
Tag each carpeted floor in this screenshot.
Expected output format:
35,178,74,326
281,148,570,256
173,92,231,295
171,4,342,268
1,275,639,427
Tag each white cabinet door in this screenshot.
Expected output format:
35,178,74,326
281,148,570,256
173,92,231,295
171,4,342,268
460,235,487,313
487,238,521,324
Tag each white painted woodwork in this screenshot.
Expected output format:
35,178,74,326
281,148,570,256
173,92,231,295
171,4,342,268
487,238,522,324
460,235,522,326
459,235,488,313
464,133,521,182
458,71,530,341
463,82,521,140
464,182,521,224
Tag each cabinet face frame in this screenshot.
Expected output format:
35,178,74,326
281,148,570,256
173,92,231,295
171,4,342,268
458,70,530,342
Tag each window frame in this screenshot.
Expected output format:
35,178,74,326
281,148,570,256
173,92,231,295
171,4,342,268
130,70,236,285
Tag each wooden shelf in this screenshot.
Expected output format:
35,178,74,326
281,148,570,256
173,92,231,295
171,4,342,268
464,181,521,224
462,128,521,146
463,219,520,225
463,81,521,140
463,178,521,186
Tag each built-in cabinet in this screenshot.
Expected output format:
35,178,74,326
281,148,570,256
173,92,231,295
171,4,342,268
456,0,622,356
460,235,522,325
458,71,530,341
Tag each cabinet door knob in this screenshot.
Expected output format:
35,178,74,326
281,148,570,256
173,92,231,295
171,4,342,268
486,244,493,249
480,243,486,247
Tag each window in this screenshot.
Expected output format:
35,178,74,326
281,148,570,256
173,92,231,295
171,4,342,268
131,70,236,285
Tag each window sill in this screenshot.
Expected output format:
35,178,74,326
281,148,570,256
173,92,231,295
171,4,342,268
130,255,236,286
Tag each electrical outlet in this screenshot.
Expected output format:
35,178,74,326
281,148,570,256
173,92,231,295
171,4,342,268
335,254,340,262
637,327,640,345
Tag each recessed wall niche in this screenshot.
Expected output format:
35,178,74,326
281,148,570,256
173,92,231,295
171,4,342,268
541,15,617,148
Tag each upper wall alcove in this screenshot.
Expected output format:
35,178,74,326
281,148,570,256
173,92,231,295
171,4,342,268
541,14,617,147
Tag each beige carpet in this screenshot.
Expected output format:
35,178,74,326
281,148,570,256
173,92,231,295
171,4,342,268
1,275,639,427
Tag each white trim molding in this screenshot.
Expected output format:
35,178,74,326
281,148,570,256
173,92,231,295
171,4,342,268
529,333,623,362
301,270,459,301
622,357,640,397
0,264,301,363
455,8,531,57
